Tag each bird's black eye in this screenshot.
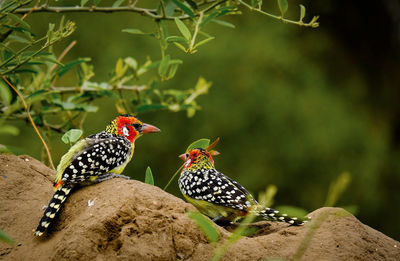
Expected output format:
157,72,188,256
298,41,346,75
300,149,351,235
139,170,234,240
132,123,142,131
185,153,189,159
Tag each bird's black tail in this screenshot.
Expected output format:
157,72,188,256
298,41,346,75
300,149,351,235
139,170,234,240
34,185,72,236
252,206,308,226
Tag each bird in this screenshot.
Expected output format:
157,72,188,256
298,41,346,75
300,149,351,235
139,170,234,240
34,114,160,236
178,148,307,226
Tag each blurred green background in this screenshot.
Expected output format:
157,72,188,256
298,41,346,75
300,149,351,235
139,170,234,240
2,1,400,240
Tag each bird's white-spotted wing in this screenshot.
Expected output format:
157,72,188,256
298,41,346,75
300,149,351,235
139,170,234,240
56,132,131,185
179,168,257,211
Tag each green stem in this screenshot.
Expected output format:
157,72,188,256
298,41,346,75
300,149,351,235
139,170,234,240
160,0,166,18
163,163,184,190
238,0,319,28
188,12,204,53
13,1,228,21
0,35,47,72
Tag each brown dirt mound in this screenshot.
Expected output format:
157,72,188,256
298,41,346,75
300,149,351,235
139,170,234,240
0,154,399,260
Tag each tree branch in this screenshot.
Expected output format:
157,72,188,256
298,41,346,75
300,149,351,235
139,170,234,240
51,84,147,93
13,4,161,18
13,1,228,20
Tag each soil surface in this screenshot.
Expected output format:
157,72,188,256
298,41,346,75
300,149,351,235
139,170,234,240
0,154,399,260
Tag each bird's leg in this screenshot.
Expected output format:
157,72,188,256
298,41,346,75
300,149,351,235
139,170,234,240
94,172,131,183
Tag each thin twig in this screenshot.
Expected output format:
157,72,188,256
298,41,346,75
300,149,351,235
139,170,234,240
50,40,77,73
50,40,77,86
188,12,204,53
20,0,40,20
2,76,56,170
51,84,147,92
238,0,319,28
13,1,228,20
14,5,159,16
163,164,184,191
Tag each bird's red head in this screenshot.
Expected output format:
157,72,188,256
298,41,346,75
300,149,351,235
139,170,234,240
106,114,160,143
179,148,215,172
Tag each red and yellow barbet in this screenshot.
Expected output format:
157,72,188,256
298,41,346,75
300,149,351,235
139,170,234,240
178,148,308,226
34,115,160,236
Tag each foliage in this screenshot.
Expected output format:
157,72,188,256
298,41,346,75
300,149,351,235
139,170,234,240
258,184,277,208
324,172,351,207
0,0,317,165
144,166,155,185
185,137,210,151
0,229,14,245
188,211,220,244
61,128,82,145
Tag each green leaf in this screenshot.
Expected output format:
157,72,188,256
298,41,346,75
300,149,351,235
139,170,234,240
299,4,306,22
251,0,262,8
136,104,168,113
158,54,170,77
166,63,179,80
164,89,185,101
61,129,83,144
0,230,14,245
211,19,235,28
325,172,351,207
112,0,125,7
194,37,215,48
80,104,98,112
173,42,187,52
13,69,38,75
124,57,138,70
165,0,178,16
186,138,210,152
174,18,191,41
93,0,102,6
201,12,219,27
200,6,238,26
172,0,195,18
0,125,19,136
8,34,30,44
56,58,90,77
258,184,277,208
38,55,63,66
122,28,154,36
115,58,127,78
0,79,11,105
7,13,30,29
184,0,198,10
165,36,188,43
277,0,288,16
145,166,154,185
81,0,89,6
188,211,220,243
26,90,50,102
